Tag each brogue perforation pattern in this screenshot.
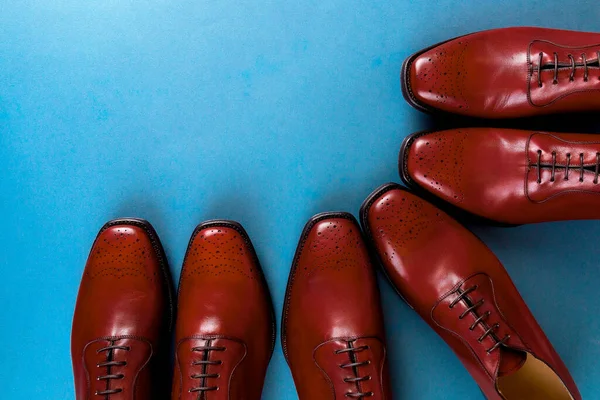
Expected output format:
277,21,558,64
370,192,445,255
86,227,156,282
412,40,470,110
182,228,255,280
410,131,467,202
300,221,366,276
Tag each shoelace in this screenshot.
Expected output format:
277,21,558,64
335,340,374,398
449,285,510,354
536,150,600,184
95,344,130,396
189,342,225,394
537,51,600,87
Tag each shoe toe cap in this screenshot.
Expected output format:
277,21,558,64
86,220,163,285
74,219,168,340
404,39,472,113
402,131,467,204
181,223,262,284
177,222,272,341
285,215,384,342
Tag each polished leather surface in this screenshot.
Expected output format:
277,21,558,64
282,213,391,400
172,221,275,400
401,127,600,224
361,184,580,399
71,219,172,400
403,27,600,118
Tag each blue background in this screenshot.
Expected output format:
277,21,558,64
1,1,599,398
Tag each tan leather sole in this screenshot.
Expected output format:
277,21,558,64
497,353,574,400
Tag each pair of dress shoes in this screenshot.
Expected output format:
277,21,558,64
71,219,274,399
284,186,581,400
400,27,600,225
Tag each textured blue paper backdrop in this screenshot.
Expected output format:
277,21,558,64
1,1,599,398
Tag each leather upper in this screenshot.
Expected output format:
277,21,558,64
401,127,600,224
361,184,580,400
172,221,274,400
404,27,600,118
282,213,391,400
71,219,172,400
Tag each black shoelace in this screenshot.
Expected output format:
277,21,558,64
537,51,600,87
95,343,130,396
336,340,374,398
535,150,600,184
449,285,510,354
189,341,225,395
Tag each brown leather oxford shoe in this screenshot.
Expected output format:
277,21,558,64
72,218,174,400
400,127,600,225
361,183,580,400
172,220,275,400
402,27,600,118
282,212,392,400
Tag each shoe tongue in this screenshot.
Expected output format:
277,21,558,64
497,347,527,377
